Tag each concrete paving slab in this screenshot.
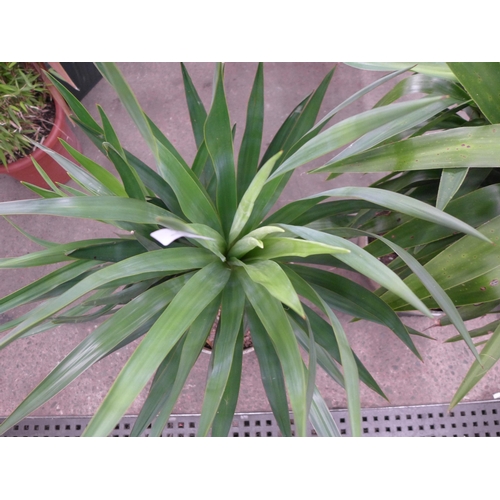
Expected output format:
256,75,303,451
1,63,499,422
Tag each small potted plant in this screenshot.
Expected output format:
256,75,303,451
0,63,486,437
0,62,80,189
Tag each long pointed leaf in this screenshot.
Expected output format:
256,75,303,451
305,186,490,243
246,304,292,437
82,261,230,436
0,273,193,435
237,269,307,436
204,64,237,236
237,63,264,200
449,323,500,410
198,276,245,436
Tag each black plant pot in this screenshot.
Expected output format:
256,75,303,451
59,62,102,100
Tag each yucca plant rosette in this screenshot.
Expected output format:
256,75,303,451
0,63,488,437
309,63,500,410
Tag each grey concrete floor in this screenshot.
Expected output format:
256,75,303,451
1,63,499,421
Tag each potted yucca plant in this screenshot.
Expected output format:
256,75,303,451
0,63,488,437
0,62,80,189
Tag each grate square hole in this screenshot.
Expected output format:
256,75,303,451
450,412,455,417
385,427,391,432
244,421,250,427
266,420,272,426
495,421,499,425
256,432,261,437
471,411,476,416
55,425,60,431
430,425,435,430
189,433,195,437
396,427,402,432
290,419,294,425
419,426,424,431
65,425,71,430
244,432,250,437
256,420,261,427
375,428,380,433
178,434,184,437
486,432,491,437
114,424,120,430
44,425,50,431
475,433,480,437
428,413,433,418
439,413,444,418
124,424,130,430
462,423,467,428
189,422,195,428
440,424,446,429
267,432,272,437
395,415,401,420
13,425,19,431
408,426,413,431
384,416,389,421
460,411,466,417
484,421,489,426
417,414,422,419
24,425,29,431
362,417,368,422
482,410,487,415
406,415,412,420
493,409,498,414
167,422,173,429
34,425,39,431
340,418,346,424
452,423,456,428
363,428,369,434
76,425,81,431
341,429,346,435
233,432,239,437
178,422,184,428
373,416,378,422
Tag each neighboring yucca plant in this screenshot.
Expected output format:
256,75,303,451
0,63,488,437
313,63,500,410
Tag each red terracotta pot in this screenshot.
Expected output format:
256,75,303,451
0,101,81,189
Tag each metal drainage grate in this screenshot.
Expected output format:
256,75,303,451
2,400,500,437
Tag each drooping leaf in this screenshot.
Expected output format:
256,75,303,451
279,224,433,318
304,186,490,243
